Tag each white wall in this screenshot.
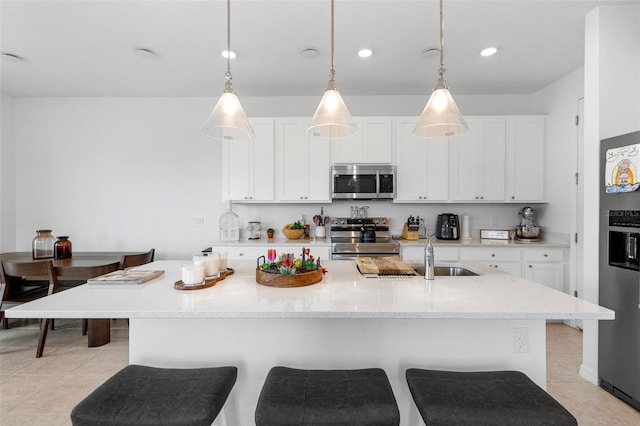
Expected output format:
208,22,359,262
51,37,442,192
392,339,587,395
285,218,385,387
0,93,16,252
10,94,541,259
582,4,640,385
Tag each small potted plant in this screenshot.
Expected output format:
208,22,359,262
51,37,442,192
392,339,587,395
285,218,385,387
267,228,275,239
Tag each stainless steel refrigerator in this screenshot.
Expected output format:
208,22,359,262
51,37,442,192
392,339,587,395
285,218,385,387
599,131,640,411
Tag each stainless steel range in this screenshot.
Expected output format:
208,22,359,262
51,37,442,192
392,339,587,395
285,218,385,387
330,217,400,260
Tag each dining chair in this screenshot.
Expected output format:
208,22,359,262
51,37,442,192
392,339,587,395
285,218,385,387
119,248,155,270
0,259,59,357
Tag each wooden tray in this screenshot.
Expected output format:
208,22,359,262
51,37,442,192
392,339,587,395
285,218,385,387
174,268,234,290
256,268,322,288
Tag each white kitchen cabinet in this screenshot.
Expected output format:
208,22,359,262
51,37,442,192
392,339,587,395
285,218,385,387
332,117,393,164
506,116,545,201
275,118,331,202
451,116,506,201
214,245,330,262
401,245,459,262
523,248,564,291
524,263,563,292
395,118,450,202
221,118,275,202
459,246,522,276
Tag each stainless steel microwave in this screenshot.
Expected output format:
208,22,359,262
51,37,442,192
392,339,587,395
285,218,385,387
331,164,396,200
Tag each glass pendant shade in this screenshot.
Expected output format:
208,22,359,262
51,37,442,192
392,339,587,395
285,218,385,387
414,78,468,138
307,0,356,138
414,0,467,138
203,85,255,140
308,80,357,138
202,0,253,141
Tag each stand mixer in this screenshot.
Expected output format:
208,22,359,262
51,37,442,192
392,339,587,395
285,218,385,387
515,206,541,241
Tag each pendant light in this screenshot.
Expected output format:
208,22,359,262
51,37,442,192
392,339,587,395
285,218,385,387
203,0,254,141
307,0,357,138
414,0,467,138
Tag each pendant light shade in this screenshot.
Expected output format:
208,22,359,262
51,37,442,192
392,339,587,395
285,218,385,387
202,0,254,141
307,0,356,138
414,0,467,138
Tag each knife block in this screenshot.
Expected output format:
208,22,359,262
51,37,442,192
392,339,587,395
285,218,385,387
402,224,419,240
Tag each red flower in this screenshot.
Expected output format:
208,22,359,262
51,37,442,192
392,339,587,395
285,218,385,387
305,248,311,255
309,255,314,262
321,267,328,275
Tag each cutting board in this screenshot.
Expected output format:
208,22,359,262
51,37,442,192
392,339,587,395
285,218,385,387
356,257,416,275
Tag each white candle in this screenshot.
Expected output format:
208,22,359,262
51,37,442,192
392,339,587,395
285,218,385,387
182,264,205,285
204,253,220,277
218,251,228,270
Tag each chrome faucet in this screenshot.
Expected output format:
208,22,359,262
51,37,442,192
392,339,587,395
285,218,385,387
424,234,434,280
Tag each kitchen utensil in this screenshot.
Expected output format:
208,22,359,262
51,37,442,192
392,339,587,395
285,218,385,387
360,224,376,242
247,221,262,239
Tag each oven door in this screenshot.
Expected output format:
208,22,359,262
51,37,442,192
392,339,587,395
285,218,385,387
331,242,401,260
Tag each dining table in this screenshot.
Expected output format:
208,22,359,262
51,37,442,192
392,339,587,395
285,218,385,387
1,251,137,347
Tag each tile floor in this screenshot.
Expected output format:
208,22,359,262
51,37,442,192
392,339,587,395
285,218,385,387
1,320,639,425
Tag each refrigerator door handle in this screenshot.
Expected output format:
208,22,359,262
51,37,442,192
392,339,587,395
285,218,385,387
628,235,637,261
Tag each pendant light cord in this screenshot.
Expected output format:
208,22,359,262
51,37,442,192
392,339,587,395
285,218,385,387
225,0,232,85
438,0,445,79
329,0,335,81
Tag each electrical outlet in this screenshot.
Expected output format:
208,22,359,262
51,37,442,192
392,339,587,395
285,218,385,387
193,216,205,227
512,327,529,354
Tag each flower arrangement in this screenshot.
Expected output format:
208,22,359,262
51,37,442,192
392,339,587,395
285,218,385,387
259,247,327,275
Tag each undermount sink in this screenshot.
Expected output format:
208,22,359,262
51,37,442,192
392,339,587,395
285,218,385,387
410,265,482,276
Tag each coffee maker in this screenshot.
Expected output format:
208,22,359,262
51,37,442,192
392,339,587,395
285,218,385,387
436,214,460,240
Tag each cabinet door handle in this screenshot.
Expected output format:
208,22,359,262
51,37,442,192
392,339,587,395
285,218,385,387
475,196,479,200
511,196,515,200
528,264,533,268
480,196,484,200
543,254,548,257
491,253,496,257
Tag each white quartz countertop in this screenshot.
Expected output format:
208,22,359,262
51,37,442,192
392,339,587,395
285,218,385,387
397,238,569,248
210,237,332,247
211,237,568,248
7,260,612,321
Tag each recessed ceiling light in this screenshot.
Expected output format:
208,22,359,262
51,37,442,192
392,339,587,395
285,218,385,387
480,47,498,57
221,50,237,59
2,52,24,62
358,48,373,58
301,48,319,59
422,48,439,59
134,48,156,58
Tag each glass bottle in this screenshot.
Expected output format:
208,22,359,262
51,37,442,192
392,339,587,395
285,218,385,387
54,236,72,259
219,200,240,241
32,230,56,259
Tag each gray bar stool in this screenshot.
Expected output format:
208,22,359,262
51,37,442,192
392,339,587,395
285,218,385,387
406,369,577,426
255,366,400,425
71,364,237,426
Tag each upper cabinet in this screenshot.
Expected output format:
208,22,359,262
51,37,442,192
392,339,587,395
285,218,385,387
451,116,506,201
222,115,545,204
506,116,546,201
221,118,275,202
395,117,449,202
275,118,331,202
332,117,393,164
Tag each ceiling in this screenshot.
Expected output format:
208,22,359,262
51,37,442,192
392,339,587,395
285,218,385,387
1,0,637,98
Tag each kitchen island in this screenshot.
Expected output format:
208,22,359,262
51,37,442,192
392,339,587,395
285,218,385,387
7,260,613,425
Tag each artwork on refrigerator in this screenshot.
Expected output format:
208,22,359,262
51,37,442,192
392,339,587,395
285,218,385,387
605,143,640,193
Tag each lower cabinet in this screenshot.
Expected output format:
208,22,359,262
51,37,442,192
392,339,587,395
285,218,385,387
401,245,566,292
523,249,564,292
212,245,330,262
